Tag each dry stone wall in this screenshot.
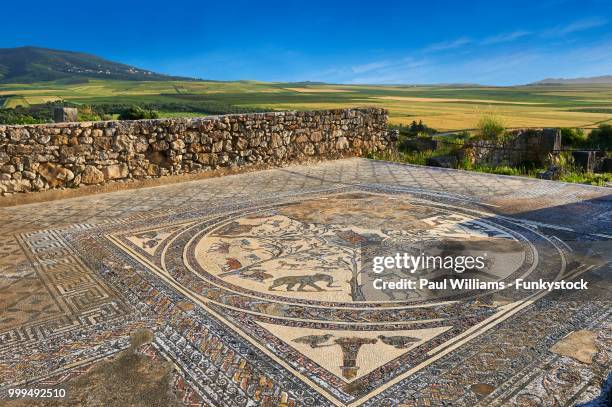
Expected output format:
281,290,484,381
0,108,390,195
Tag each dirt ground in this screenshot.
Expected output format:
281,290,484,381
5,330,180,407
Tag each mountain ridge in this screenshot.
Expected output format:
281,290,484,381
530,75,612,85
0,46,196,83
2,46,611,87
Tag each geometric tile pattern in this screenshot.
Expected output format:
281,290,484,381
0,158,610,406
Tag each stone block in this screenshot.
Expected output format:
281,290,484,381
81,165,105,184
53,107,78,123
537,166,563,180
335,137,349,150
22,171,36,180
426,155,458,169
572,151,596,172
38,163,74,187
102,164,129,180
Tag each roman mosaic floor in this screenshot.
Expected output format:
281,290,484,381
0,158,610,406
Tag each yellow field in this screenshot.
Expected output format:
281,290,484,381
3,96,29,108
259,99,612,130
373,96,545,105
2,80,612,131
284,87,356,93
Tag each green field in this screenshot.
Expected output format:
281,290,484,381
2,79,612,131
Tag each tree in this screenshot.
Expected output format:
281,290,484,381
587,124,612,150
560,128,586,148
118,106,159,120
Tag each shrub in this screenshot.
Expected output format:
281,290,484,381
548,151,575,170
398,137,436,153
77,105,101,122
560,128,586,148
393,120,437,138
587,124,612,150
408,120,436,135
476,114,505,140
452,131,472,141
118,106,160,120
0,104,53,124
0,113,45,124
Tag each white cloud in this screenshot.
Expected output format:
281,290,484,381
544,17,607,37
351,60,392,74
424,37,471,52
481,31,531,45
320,38,612,85
421,17,606,54
343,58,430,84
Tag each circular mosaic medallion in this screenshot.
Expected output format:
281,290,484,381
165,192,562,312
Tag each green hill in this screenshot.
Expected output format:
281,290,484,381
0,46,195,83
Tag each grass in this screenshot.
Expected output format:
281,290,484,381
559,171,612,186
368,147,610,186
462,164,543,177
1,79,612,130
369,150,544,176
367,149,433,165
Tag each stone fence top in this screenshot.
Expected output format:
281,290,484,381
0,108,390,195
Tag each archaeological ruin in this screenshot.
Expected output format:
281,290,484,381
0,108,391,194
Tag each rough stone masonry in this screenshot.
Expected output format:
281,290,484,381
0,108,391,195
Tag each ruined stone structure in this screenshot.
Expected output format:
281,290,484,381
0,108,390,194
53,107,78,123
466,128,561,167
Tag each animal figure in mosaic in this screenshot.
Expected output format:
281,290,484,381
223,258,242,271
135,231,162,249
268,273,337,291
208,241,230,254
242,270,274,282
378,335,419,349
293,334,334,348
142,239,160,249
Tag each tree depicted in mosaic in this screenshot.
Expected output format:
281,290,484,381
207,214,382,300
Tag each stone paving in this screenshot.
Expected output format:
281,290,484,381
0,158,610,406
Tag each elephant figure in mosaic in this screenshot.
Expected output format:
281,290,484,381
268,273,337,292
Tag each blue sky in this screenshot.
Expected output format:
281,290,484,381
3,0,612,85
